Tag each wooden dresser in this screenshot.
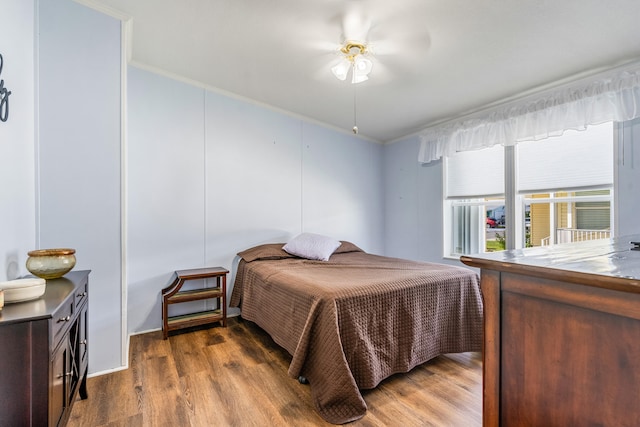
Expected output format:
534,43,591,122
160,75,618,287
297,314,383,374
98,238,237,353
461,237,640,426
0,270,90,427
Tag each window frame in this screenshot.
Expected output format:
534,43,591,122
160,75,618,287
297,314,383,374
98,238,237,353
443,123,617,258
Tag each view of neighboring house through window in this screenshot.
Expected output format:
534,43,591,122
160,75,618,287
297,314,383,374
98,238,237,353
444,121,614,257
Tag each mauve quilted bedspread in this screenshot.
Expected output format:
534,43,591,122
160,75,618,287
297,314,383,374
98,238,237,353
229,243,483,424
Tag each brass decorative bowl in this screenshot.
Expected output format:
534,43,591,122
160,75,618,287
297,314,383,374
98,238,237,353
26,248,76,279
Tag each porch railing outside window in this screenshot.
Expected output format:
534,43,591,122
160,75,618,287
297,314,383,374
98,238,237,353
541,228,611,246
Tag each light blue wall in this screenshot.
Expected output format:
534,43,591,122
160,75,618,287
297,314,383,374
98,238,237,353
8,0,639,377
383,128,640,265
127,66,384,333
383,135,458,265
383,136,421,259
38,0,123,373
301,123,383,250
127,67,207,332
204,90,303,260
617,118,640,236
32,0,383,373
0,0,36,281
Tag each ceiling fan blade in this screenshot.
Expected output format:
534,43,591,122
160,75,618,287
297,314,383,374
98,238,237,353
368,33,431,58
341,1,371,41
365,12,431,56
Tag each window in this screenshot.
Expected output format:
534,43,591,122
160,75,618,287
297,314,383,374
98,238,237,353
444,122,614,257
444,144,504,255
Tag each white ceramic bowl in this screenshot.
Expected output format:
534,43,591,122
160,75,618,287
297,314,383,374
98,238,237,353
0,278,46,303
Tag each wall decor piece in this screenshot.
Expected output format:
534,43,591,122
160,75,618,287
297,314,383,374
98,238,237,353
0,53,11,122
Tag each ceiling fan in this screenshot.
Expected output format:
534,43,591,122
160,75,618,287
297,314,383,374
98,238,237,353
329,2,375,84
330,4,374,84
303,0,430,134
327,1,431,85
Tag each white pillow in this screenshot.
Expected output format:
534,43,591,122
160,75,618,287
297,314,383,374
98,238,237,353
283,233,342,261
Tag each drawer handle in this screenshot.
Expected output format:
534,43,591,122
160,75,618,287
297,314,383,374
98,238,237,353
58,315,71,322
77,291,87,297
81,339,88,345
57,371,73,379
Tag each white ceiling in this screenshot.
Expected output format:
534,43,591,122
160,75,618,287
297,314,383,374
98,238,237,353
86,0,640,142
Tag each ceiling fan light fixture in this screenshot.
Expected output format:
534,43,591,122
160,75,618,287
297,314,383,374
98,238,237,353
351,68,369,84
351,74,368,84
332,40,372,84
353,56,372,76
330,40,372,134
331,60,350,81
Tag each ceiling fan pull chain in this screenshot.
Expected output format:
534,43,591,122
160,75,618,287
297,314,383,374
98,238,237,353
353,63,358,134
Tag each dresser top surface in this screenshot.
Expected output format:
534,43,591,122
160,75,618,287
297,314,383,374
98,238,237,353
0,270,90,325
461,235,640,292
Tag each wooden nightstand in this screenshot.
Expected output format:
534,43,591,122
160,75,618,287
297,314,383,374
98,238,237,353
161,267,228,339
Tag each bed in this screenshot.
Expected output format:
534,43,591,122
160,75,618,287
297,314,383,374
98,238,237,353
229,239,483,424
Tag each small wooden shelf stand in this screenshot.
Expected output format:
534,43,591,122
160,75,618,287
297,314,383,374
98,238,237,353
162,267,228,339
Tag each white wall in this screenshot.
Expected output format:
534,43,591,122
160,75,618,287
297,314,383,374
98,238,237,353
38,0,122,373
127,66,384,333
0,0,36,281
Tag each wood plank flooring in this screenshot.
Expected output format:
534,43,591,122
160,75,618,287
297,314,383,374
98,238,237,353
68,317,482,426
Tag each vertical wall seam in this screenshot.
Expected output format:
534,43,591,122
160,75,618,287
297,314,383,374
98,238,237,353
300,121,304,233
34,0,41,249
203,89,207,267
119,16,131,369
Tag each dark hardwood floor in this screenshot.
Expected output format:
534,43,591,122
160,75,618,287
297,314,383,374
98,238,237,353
68,317,482,426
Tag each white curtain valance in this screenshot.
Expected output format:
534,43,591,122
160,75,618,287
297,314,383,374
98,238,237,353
418,67,640,163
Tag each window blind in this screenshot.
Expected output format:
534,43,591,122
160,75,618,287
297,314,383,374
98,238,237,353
517,122,613,193
446,144,504,198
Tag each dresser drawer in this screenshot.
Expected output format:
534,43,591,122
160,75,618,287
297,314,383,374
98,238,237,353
74,280,88,307
52,296,74,345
